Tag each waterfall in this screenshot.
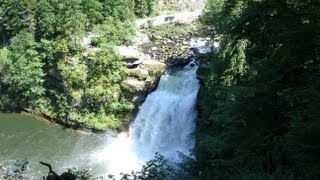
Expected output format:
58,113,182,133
90,60,200,176
130,60,200,162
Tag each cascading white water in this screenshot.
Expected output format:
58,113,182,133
130,60,200,162
91,60,200,176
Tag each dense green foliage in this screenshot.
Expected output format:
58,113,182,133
0,0,158,130
0,31,45,108
195,0,320,179
134,0,158,17
112,153,174,180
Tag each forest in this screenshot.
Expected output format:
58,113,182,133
195,0,320,179
0,0,157,130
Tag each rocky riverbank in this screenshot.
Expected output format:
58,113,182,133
118,10,217,106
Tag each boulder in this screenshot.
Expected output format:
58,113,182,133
122,58,166,105
129,68,149,80
115,46,141,59
123,78,145,93
142,59,166,76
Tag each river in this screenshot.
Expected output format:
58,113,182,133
0,113,111,178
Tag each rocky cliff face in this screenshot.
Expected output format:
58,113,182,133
117,6,215,107
120,52,166,105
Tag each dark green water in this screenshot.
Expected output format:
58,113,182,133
0,113,109,178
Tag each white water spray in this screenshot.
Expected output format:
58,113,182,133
130,60,200,161
90,61,200,176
